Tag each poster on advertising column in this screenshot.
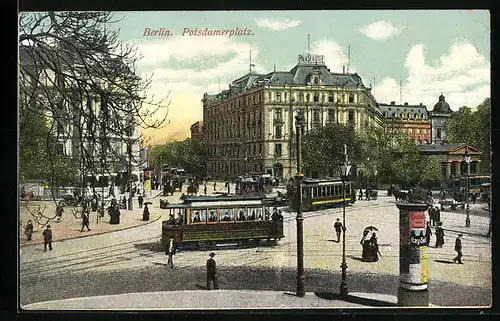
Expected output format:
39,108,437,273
420,246,428,283
144,179,151,191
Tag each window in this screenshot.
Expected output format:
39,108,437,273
299,93,304,102
306,93,310,102
349,94,354,103
55,143,64,156
276,92,282,102
275,125,282,138
328,93,334,102
313,93,319,102
313,110,320,122
328,109,334,121
275,108,283,120
275,143,282,157
314,77,319,84
348,110,355,123
337,95,343,103
437,128,442,139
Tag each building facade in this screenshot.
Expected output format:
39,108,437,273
378,101,431,144
430,94,454,144
19,45,143,185
203,53,382,181
190,121,204,141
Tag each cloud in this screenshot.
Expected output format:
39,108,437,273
131,37,261,144
374,42,490,110
311,39,352,73
357,20,403,40
254,18,301,31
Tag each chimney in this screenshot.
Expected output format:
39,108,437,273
420,103,422,106
343,66,345,74
391,101,395,105
404,102,408,106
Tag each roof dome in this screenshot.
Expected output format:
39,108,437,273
433,94,453,113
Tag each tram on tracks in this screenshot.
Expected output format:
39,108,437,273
288,177,356,212
160,194,284,250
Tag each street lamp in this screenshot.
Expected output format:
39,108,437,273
464,148,471,227
295,109,305,297
339,144,352,297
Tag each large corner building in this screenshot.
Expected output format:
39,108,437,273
202,54,382,180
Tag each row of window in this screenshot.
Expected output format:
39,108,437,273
384,111,427,120
270,91,357,104
207,143,263,158
208,162,263,175
207,93,263,117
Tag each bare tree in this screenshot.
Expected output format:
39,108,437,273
19,12,170,218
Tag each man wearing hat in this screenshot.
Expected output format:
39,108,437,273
334,218,343,243
206,252,218,290
453,234,463,264
42,224,53,252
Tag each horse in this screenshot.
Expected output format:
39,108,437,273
163,184,175,196
394,190,408,202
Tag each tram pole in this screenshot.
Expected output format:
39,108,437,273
339,144,351,297
295,110,305,297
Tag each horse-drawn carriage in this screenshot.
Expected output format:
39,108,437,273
439,191,466,211
186,183,199,195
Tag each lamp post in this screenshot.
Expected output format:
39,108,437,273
295,109,305,297
339,144,351,297
464,148,471,227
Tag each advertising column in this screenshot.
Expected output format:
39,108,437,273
396,203,429,306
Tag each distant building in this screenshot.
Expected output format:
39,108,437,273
190,121,204,141
430,94,455,144
419,143,483,180
379,101,431,144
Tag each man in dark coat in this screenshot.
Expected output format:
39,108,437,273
428,206,436,226
453,234,463,264
334,218,343,242
166,237,176,268
435,206,441,224
81,209,91,232
204,184,207,195
138,194,144,208
24,220,33,241
206,252,218,290
56,201,64,223
42,225,53,252
425,221,432,246
435,222,445,248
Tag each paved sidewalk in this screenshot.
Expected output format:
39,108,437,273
434,203,490,238
22,290,406,310
19,190,164,247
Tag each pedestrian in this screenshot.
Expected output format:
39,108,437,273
138,194,144,208
435,222,445,248
428,206,435,226
471,193,477,204
369,232,380,262
55,201,64,223
334,218,343,242
24,219,34,241
206,252,218,290
453,234,463,264
213,181,216,191
81,209,91,232
142,203,150,221
204,184,207,195
42,225,53,252
166,237,175,268
425,221,432,246
359,189,363,200
360,229,369,261
435,206,441,224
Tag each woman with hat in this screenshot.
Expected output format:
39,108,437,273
206,252,218,290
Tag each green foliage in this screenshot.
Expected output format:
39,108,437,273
302,123,361,176
19,108,79,185
149,139,207,175
446,98,491,172
392,136,441,188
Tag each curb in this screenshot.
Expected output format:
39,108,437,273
442,227,490,238
20,214,162,248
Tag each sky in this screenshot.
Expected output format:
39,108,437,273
107,10,490,146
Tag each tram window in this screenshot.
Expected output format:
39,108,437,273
191,209,206,223
322,187,326,196
236,208,247,221
221,208,235,222
208,210,217,222
264,208,270,220
327,186,331,196
303,188,309,199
